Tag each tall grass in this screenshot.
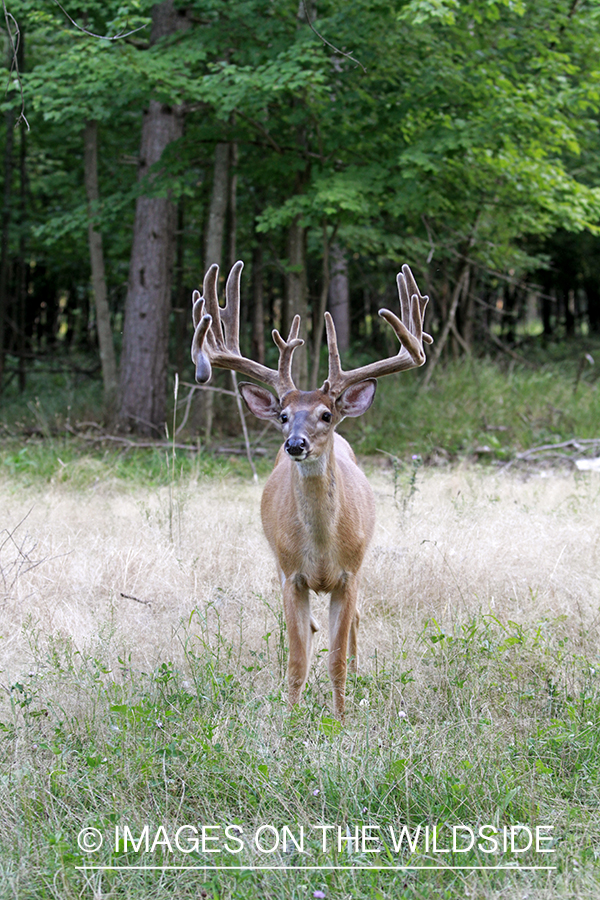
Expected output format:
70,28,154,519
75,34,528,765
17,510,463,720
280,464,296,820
349,356,600,460
1,465,599,898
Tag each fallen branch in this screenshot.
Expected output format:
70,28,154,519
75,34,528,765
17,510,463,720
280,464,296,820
120,592,151,607
215,446,267,457
502,437,600,469
516,437,600,458
65,427,200,452
488,331,538,369
64,423,268,457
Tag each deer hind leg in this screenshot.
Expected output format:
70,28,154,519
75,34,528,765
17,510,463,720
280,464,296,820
328,577,359,721
282,576,313,708
348,607,360,674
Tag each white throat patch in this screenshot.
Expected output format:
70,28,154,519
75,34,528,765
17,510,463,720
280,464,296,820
294,453,328,477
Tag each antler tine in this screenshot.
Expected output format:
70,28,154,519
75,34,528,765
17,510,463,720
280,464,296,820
190,288,213,384
272,315,304,396
221,260,243,356
192,289,204,330
201,264,225,349
323,311,343,394
191,261,306,394
396,264,434,346
323,264,433,397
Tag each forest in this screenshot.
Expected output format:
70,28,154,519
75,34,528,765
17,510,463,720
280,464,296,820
1,0,600,440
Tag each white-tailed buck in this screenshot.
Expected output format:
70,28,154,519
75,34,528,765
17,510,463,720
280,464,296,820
191,261,431,720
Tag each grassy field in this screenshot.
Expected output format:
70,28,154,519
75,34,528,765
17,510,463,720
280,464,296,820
1,448,599,899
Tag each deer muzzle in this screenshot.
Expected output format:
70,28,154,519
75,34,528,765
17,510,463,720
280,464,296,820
284,436,309,460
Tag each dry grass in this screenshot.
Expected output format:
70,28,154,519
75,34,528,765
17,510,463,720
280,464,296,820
1,463,598,691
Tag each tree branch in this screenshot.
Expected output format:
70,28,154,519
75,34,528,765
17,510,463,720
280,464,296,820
301,0,366,73
52,0,149,40
2,3,28,129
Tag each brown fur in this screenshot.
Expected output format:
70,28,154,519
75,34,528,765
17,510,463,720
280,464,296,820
242,385,377,720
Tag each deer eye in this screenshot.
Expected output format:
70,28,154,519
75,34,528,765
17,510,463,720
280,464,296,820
321,411,332,423
279,413,288,424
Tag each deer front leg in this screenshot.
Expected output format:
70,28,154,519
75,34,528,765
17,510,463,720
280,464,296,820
282,575,314,709
328,576,359,721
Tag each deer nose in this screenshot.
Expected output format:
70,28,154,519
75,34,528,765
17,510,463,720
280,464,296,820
285,436,308,458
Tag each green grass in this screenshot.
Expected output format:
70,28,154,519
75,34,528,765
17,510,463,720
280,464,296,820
0,438,260,490
347,354,600,462
1,611,599,899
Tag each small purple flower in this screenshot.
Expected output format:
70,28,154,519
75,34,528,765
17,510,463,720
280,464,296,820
313,892,326,899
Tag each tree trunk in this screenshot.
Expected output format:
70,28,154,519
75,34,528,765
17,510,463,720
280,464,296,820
328,242,350,353
309,223,332,389
173,197,187,380
84,119,118,419
204,143,230,269
565,288,575,336
199,142,231,439
117,1,189,434
0,106,16,392
541,286,553,337
228,141,238,269
251,240,265,365
286,216,308,389
585,278,600,334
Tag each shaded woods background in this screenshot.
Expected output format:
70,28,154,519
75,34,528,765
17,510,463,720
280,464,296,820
1,0,600,435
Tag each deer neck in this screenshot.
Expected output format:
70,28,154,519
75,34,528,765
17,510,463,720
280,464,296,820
290,443,339,546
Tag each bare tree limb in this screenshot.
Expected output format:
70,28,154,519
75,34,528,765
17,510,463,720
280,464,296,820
2,3,28,129
52,0,148,40
420,262,470,390
301,0,366,73
230,371,258,482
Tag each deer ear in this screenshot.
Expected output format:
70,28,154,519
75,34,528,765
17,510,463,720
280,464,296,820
239,383,281,420
336,379,377,418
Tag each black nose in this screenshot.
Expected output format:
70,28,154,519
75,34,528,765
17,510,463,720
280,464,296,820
285,437,308,457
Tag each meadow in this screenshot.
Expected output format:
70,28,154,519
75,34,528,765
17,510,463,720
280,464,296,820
1,438,599,899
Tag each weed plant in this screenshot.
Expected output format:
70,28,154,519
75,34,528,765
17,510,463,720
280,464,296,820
1,610,599,899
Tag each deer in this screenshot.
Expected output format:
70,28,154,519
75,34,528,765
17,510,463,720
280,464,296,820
190,260,432,720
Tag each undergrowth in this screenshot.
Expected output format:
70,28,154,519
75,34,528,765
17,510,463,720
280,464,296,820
1,351,599,484
0,439,264,489
351,356,600,461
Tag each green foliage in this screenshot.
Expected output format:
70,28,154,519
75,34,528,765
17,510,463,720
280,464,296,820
8,0,600,282
2,0,600,429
